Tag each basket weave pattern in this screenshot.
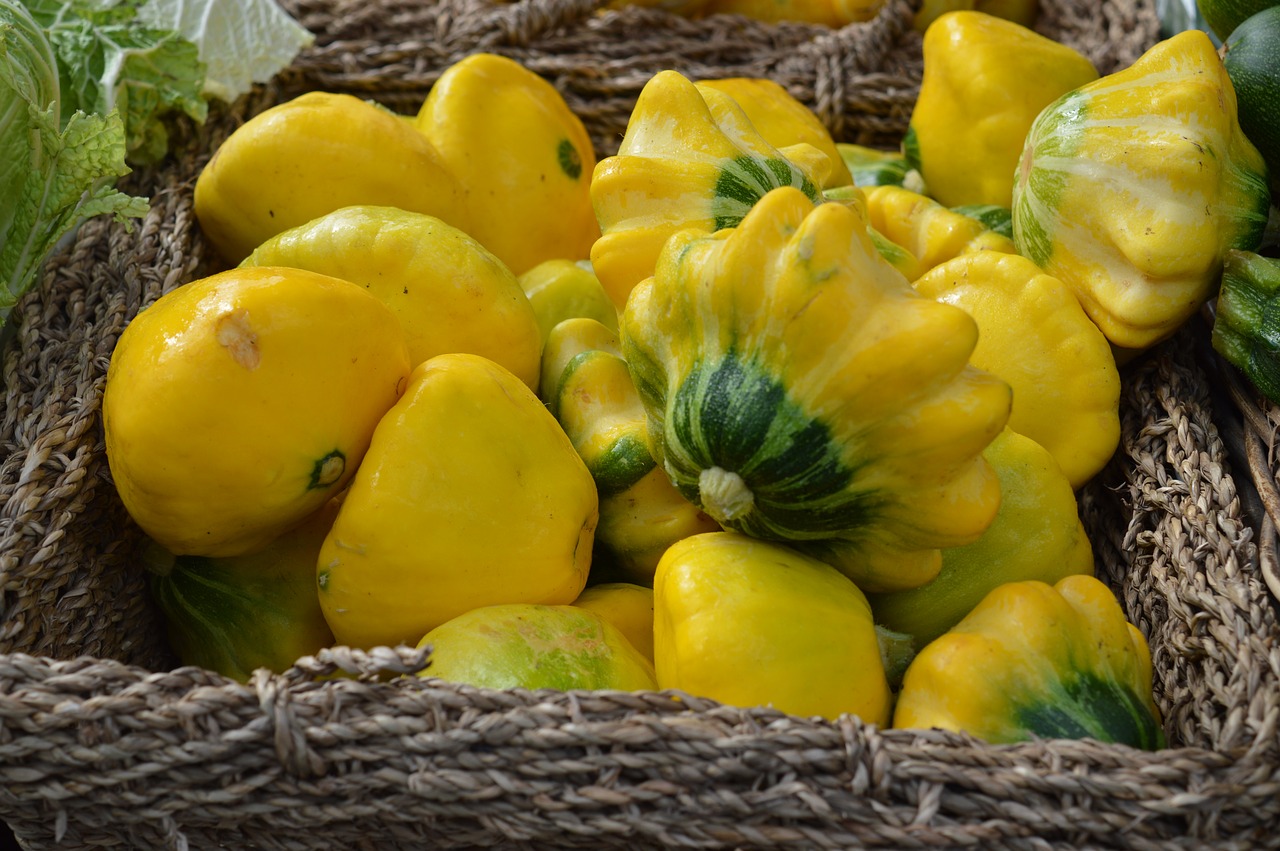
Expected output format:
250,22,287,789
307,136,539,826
5,0,1280,847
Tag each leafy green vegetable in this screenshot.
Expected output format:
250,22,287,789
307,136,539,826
0,0,312,323
0,0,150,314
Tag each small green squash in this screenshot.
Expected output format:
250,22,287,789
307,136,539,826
1221,5,1280,197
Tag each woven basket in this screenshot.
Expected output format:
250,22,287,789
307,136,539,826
6,0,1279,847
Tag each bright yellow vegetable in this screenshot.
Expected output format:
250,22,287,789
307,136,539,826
590,69,831,309
869,427,1094,649
547,319,720,582
913,252,1120,489
414,53,599,276
104,267,410,558
538,316,624,415
698,0,883,26
518,259,619,346
1012,29,1271,350
317,353,598,649
905,11,1098,208
654,532,893,723
242,205,543,389
894,575,1164,750
622,187,1011,593
573,583,656,664
193,92,465,265
861,184,1017,279
696,78,852,188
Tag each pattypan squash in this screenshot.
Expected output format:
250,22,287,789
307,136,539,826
913,251,1120,489
893,575,1164,750
194,92,466,265
835,142,926,193
869,427,1094,650
914,0,1038,32
905,10,1097,208
573,582,656,664
416,603,657,691
317,353,597,649
861,184,1018,280
696,78,852,188
654,531,893,723
547,318,719,583
242,205,543,390
518,259,619,346
622,186,1011,593
414,53,599,276
590,69,830,309
104,266,410,558
1013,29,1271,351
146,499,339,682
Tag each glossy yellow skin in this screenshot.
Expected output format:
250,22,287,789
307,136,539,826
591,69,831,309
241,205,542,389
696,78,853,188
194,92,465,265
414,53,599,276
104,267,410,557
623,187,1012,593
572,582,656,664
539,317,624,414
914,252,1120,489
824,185,924,282
869,428,1095,649
416,603,657,692
148,499,340,682
893,575,1162,748
908,11,1097,207
700,0,883,26
1013,29,1271,350
862,184,1018,278
550,326,721,582
317,353,598,649
518,259,619,346
914,0,1038,32
654,532,892,723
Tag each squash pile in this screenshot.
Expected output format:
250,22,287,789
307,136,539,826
105,10,1277,750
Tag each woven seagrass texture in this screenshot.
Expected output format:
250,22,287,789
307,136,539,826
4,0,1277,848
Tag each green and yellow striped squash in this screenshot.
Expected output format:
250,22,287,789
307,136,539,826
1012,29,1271,351
620,186,1012,593
893,575,1165,750
548,318,720,583
590,69,831,310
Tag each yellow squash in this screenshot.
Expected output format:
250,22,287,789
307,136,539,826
241,205,543,389
317,353,598,649
654,532,892,723
547,318,720,583
538,316,624,414
104,267,410,557
590,69,831,309
913,252,1120,489
518,259,619,346
913,0,1038,32
193,92,465,265
414,53,599,276
869,427,1095,650
622,187,1011,593
861,184,1017,279
893,575,1164,750
905,10,1098,208
1012,29,1271,350
695,78,853,188
697,0,883,26
572,582,656,664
